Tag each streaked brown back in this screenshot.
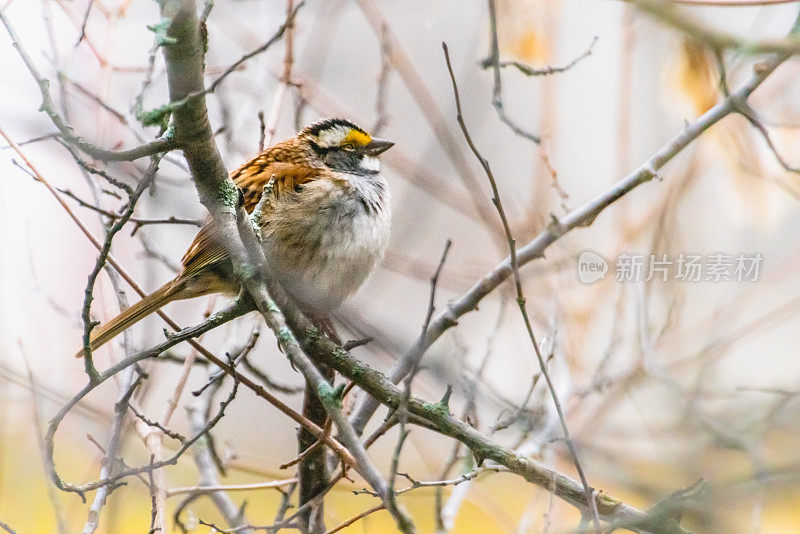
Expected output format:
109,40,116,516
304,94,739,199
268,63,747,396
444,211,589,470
179,141,323,279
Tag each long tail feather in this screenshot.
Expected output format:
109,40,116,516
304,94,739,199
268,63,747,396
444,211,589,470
74,278,185,358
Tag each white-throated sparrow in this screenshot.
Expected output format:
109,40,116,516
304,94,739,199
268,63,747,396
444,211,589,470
78,118,394,356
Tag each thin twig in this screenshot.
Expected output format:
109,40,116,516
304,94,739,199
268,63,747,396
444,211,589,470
262,0,297,148
63,73,129,124
147,455,158,533
280,419,331,469
182,369,253,533
191,326,261,396
0,132,58,149
54,361,241,496
167,479,297,497
82,368,143,533
257,110,266,152
444,39,601,531
733,99,800,173
481,0,540,143
20,346,69,534
241,356,304,394
372,23,392,134
129,405,187,443
489,37,597,77
397,467,504,494
58,186,203,234
55,139,134,194
422,239,452,334
75,0,94,46
490,345,554,434
323,504,384,534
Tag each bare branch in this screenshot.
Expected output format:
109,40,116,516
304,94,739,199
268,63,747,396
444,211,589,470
168,479,297,497
262,0,298,148
422,239,452,334
349,10,800,437
443,41,601,531
182,370,253,534
487,36,598,77
0,9,175,160
731,98,800,174
82,369,143,534
322,504,384,534
129,405,187,443
481,0,541,143
78,157,161,380
75,0,94,47
634,0,800,54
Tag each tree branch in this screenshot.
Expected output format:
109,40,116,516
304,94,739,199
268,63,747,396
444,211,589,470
0,9,176,161
349,10,800,434
156,2,414,531
280,300,690,533
634,0,800,54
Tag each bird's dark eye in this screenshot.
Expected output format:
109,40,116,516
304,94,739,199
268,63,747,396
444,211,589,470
341,143,355,151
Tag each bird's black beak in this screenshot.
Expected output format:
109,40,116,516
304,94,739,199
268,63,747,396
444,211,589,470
362,138,394,156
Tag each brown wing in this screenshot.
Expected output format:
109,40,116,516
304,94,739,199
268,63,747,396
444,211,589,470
179,158,321,279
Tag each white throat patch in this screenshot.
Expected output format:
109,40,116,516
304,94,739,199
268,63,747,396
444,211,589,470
360,156,380,173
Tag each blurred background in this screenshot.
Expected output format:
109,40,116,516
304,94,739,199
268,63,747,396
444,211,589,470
2,0,800,532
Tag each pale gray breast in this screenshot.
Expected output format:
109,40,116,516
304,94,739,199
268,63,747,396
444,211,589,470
261,172,390,314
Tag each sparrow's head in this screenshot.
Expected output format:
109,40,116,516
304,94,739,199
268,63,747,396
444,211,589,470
300,118,394,175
